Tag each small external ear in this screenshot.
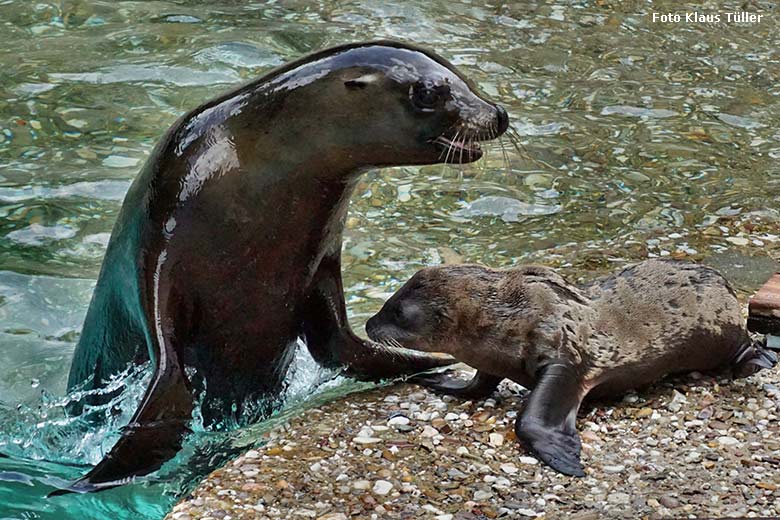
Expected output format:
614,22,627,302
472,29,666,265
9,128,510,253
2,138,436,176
344,73,382,90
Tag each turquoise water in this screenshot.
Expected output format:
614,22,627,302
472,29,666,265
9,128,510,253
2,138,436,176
1,0,780,518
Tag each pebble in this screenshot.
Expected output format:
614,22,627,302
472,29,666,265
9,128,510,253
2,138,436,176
372,480,393,495
660,495,680,508
474,490,493,501
602,464,625,474
726,236,750,246
608,492,631,504
718,436,740,447
488,433,504,447
667,390,688,412
500,463,519,474
102,155,140,168
448,468,467,479
421,425,439,438
353,436,382,444
636,407,653,418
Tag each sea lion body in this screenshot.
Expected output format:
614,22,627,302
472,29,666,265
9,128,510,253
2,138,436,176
367,259,776,476
61,41,508,493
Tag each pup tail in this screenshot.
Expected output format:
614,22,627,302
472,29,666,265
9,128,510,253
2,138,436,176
731,336,779,378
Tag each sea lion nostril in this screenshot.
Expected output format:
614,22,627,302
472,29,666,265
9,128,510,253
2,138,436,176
495,105,509,135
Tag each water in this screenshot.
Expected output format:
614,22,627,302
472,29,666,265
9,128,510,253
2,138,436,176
1,0,779,518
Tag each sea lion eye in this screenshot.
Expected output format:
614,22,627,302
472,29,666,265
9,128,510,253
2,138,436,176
410,81,449,112
397,301,425,328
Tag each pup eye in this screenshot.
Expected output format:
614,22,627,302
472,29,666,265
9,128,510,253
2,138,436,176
410,81,449,112
397,302,425,327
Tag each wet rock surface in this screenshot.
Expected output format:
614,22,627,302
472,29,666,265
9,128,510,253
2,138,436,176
167,366,780,519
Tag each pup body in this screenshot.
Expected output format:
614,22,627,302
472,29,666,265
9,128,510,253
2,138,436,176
367,259,775,475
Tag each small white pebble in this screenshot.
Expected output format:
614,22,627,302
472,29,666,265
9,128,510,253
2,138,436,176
474,490,493,501
372,480,393,495
488,433,504,447
421,425,439,438
387,416,410,426
718,436,740,447
353,436,382,444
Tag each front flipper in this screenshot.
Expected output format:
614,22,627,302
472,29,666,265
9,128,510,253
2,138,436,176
515,362,585,477
410,370,502,399
49,364,193,496
51,251,195,496
302,253,455,380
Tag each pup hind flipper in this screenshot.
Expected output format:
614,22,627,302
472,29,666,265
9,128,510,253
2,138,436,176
731,337,778,378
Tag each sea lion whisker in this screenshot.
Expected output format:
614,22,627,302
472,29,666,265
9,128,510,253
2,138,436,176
391,338,407,350
489,119,499,140
381,335,400,350
505,128,557,171
498,135,512,175
441,130,460,172
434,122,461,161
506,128,533,159
463,134,472,164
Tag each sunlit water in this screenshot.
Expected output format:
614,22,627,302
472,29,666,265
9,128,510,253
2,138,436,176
1,0,779,518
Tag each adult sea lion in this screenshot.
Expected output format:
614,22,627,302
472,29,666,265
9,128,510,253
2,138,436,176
366,259,777,476
60,41,508,493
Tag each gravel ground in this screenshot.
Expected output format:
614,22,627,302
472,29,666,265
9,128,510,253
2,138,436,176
166,364,780,520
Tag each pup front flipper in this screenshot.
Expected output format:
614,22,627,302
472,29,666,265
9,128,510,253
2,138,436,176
409,370,502,399
515,362,585,477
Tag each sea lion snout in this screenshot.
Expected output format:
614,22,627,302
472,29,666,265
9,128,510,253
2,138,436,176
366,287,439,352
430,98,509,164
365,302,422,350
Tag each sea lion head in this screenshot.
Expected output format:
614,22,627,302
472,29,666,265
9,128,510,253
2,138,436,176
366,265,497,353
262,41,509,167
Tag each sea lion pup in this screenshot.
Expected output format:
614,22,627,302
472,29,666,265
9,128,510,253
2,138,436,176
57,41,508,493
366,259,777,476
